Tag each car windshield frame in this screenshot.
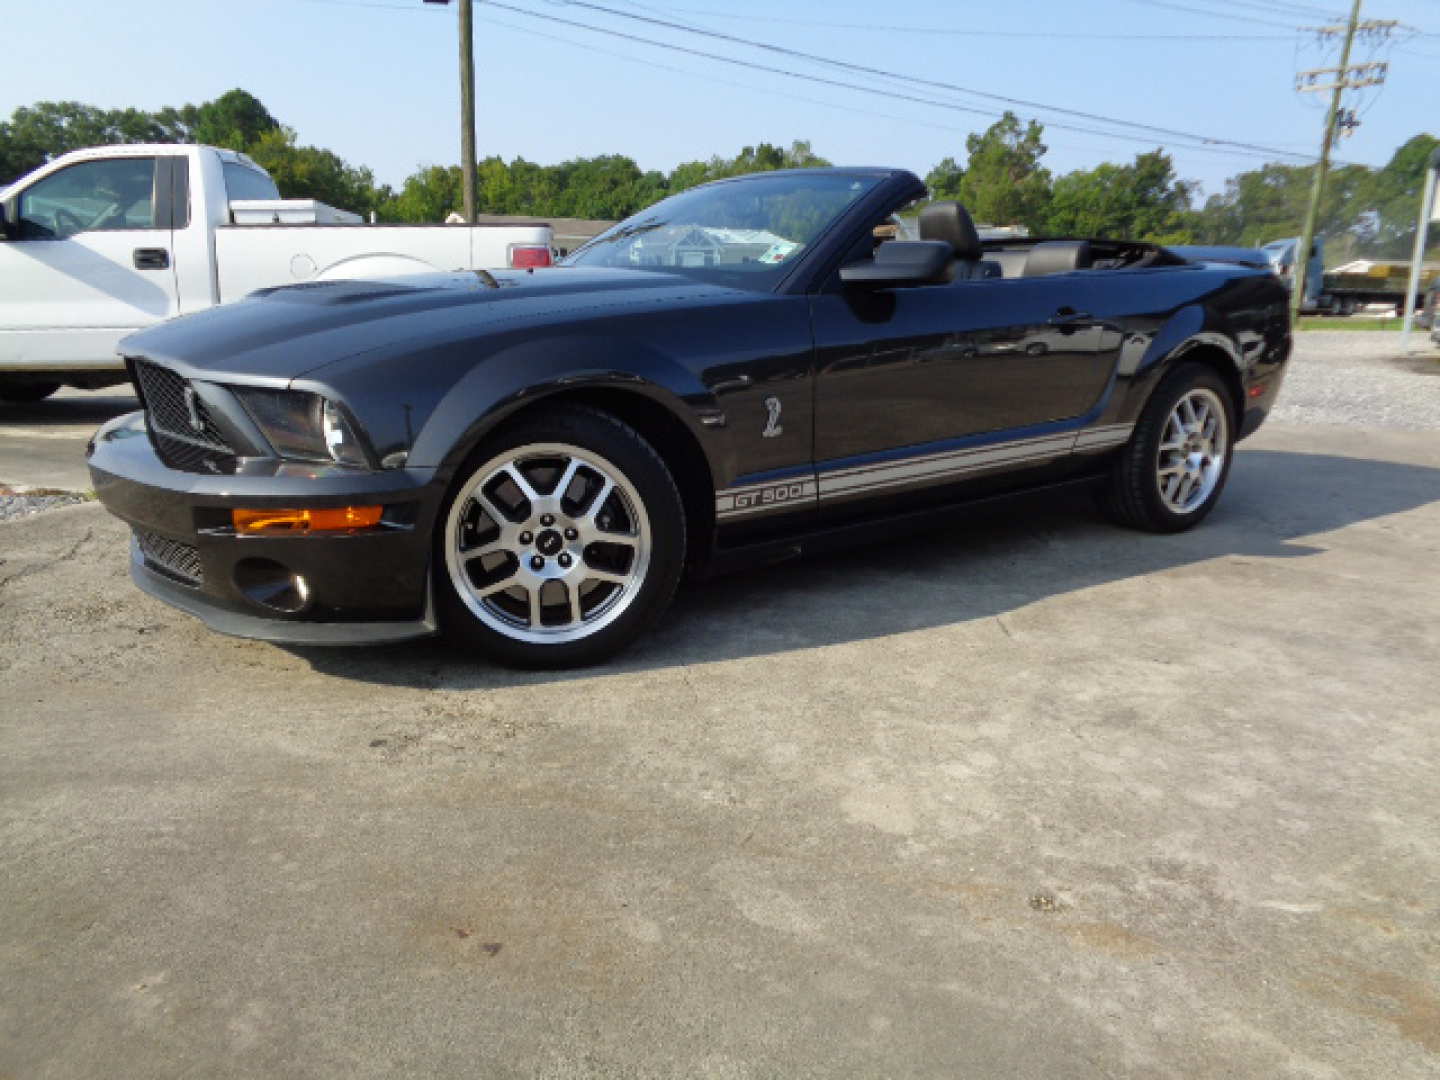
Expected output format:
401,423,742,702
560,171,889,291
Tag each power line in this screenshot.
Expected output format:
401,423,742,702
300,0,1365,167
649,7,1294,40
471,7,1311,167
1126,0,1302,28
1194,0,1337,18
533,0,1338,162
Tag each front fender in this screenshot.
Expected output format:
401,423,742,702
409,333,718,473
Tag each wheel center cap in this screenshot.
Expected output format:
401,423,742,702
536,529,564,556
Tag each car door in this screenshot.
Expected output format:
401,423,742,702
0,155,180,372
810,269,1124,509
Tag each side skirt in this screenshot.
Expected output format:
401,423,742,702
698,471,1109,579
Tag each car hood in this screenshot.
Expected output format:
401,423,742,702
120,267,752,383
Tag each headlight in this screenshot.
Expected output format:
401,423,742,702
321,399,367,466
234,388,369,467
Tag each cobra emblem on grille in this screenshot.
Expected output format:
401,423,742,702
182,386,205,434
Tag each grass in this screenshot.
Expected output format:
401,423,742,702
1297,317,1411,331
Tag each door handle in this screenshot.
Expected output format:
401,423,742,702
1047,307,1091,325
133,247,170,269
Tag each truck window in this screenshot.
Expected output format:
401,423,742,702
223,162,281,202
17,157,158,239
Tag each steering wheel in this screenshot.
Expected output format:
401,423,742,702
52,208,87,238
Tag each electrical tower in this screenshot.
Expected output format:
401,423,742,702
1289,2,1399,320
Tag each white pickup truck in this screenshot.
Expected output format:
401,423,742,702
0,144,554,401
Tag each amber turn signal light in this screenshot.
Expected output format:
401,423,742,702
233,506,383,534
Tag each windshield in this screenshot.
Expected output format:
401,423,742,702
562,172,882,288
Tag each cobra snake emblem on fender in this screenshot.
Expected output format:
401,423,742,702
762,395,783,438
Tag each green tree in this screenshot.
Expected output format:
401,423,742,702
666,140,832,194
1355,133,1440,257
1044,150,1198,242
924,156,964,201
187,89,280,151
381,164,462,222
247,127,384,215
1192,160,1370,248
955,112,1052,230
0,101,186,183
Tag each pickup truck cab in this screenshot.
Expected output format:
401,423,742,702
0,144,553,400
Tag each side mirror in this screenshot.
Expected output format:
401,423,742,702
840,240,951,288
0,201,11,240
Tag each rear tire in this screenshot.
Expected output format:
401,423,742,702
0,380,61,403
435,404,686,668
1102,363,1235,533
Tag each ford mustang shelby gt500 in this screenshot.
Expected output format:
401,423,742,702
88,168,1290,666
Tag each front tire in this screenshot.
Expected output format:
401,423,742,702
1102,364,1235,533
435,405,686,668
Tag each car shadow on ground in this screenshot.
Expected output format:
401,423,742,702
288,447,1440,689
0,391,137,427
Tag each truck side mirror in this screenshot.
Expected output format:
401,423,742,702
0,201,11,240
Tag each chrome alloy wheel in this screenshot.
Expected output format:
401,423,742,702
1155,387,1229,515
443,442,652,644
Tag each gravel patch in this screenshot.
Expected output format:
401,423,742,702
1274,331,1440,430
0,489,91,522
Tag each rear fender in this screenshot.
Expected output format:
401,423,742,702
1113,305,1244,421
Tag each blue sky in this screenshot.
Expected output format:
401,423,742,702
5,0,1438,202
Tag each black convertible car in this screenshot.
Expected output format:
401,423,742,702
88,168,1290,666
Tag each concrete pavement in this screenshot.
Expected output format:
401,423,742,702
1,422,1437,1078
0,386,136,492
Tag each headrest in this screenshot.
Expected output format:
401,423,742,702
1022,240,1094,277
918,201,982,261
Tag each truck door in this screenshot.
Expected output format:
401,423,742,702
0,155,180,373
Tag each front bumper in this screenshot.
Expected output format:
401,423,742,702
88,411,443,646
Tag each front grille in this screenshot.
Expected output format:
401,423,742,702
130,358,237,474
134,529,203,586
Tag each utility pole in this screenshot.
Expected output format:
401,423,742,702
1290,0,1387,321
425,0,477,223
458,0,477,224
1398,146,1440,354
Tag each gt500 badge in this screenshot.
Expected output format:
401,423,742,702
734,482,807,509
715,477,817,518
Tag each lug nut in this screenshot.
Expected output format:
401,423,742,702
519,531,533,544
540,513,555,526
564,527,578,540
530,555,545,570
558,553,572,568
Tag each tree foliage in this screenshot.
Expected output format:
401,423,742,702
955,112,1052,231
924,156,964,201
0,101,186,182
1044,150,1198,242
2,90,1434,258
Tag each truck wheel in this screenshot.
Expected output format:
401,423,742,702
436,404,686,668
0,380,61,403
1101,364,1235,533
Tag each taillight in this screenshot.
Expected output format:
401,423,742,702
508,244,552,269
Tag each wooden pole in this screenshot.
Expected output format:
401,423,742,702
1290,0,1363,322
459,0,477,224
